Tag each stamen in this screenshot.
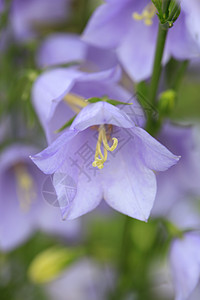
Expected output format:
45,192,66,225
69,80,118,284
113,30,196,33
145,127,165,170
92,125,118,169
64,93,88,113
133,2,157,26
14,164,36,212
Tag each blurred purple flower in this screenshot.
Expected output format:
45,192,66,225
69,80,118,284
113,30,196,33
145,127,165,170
32,66,144,144
31,101,179,221
170,232,200,300
46,258,114,300
36,33,118,72
10,0,71,41
152,123,200,217
82,0,200,82
0,144,79,251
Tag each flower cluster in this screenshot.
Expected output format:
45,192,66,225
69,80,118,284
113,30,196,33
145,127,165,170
1,1,200,299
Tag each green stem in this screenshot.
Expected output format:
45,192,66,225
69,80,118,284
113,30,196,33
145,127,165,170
109,216,132,300
149,24,169,105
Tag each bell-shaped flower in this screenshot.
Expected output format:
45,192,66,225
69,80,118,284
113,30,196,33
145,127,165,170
31,101,179,221
32,65,144,144
82,0,200,82
170,232,200,300
0,144,79,251
36,33,118,72
152,123,200,217
9,0,72,41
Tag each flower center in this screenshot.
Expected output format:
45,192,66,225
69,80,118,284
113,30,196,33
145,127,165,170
64,93,88,113
92,125,118,169
14,164,36,212
132,2,157,26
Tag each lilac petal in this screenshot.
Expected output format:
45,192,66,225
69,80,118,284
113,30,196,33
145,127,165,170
32,66,121,128
166,11,200,60
37,33,118,72
0,170,36,251
71,101,135,131
133,126,180,171
102,132,156,221
170,232,200,300
82,1,133,48
32,67,82,128
182,0,200,50
117,18,169,82
37,34,88,68
30,129,78,174
11,0,71,41
52,129,103,219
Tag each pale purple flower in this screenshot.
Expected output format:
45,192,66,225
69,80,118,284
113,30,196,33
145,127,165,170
32,65,144,144
46,258,114,300
31,101,179,221
10,0,71,41
170,232,200,300
82,0,200,82
0,144,79,251
152,123,200,217
37,33,118,72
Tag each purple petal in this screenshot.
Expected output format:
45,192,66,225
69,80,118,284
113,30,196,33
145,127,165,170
71,101,135,131
37,34,88,68
170,232,200,300
82,1,133,48
102,131,156,221
30,129,78,174
132,126,180,171
52,129,103,219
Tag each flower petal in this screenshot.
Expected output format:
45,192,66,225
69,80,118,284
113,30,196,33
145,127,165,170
30,129,78,174
82,1,132,48
71,101,135,131
102,131,156,221
170,232,200,300
52,129,103,219
132,126,180,171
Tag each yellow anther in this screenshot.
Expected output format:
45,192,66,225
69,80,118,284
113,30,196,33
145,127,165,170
92,125,118,169
64,93,88,113
14,164,36,212
132,3,157,26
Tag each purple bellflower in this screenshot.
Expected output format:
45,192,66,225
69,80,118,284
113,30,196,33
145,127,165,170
46,258,114,300
170,232,200,300
10,0,71,41
37,33,118,72
0,144,79,251
31,99,179,221
82,0,200,82
152,123,200,217
32,66,144,144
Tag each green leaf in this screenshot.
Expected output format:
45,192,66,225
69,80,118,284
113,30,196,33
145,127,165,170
55,115,77,133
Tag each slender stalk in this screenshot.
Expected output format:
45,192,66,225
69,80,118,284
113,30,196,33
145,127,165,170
149,24,168,105
109,216,132,300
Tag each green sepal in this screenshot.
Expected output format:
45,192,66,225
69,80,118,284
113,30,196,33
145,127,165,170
154,0,181,28
87,96,132,106
151,0,162,16
86,97,102,103
55,115,77,133
106,99,133,106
